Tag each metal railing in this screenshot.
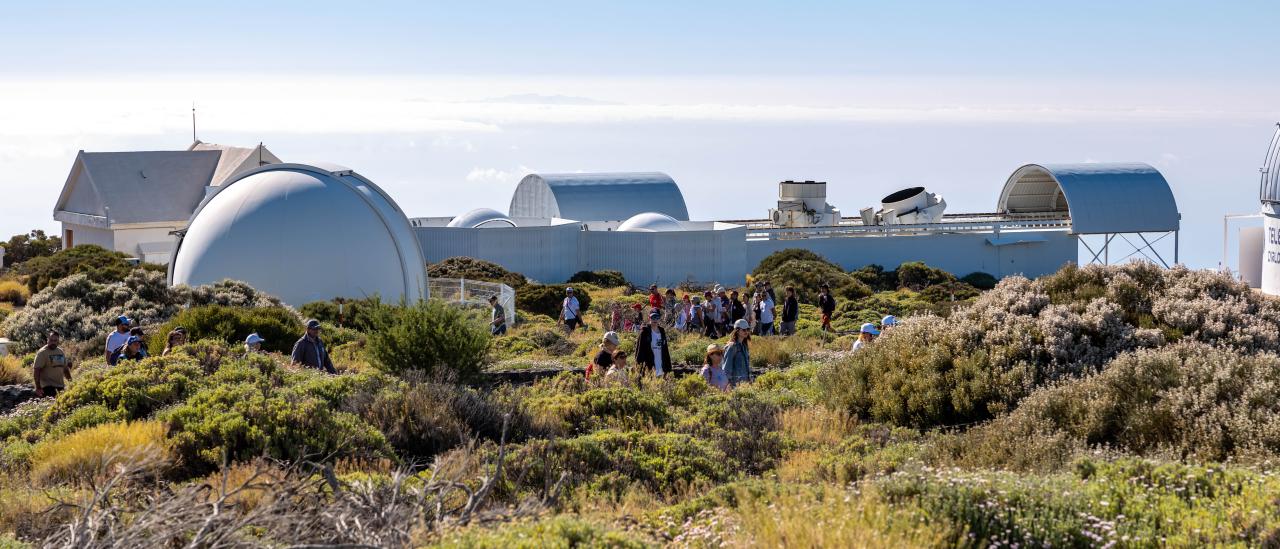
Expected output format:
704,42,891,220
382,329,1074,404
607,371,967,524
724,212,1073,241
428,278,516,327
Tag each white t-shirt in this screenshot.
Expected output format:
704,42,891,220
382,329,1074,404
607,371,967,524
106,331,131,354
759,298,775,323
852,339,865,352
650,329,665,375
562,296,580,320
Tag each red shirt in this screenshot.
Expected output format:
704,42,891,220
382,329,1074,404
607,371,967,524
649,293,663,309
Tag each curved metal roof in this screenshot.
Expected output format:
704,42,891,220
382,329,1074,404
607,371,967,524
509,172,689,221
447,208,516,228
997,163,1179,234
618,212,685,232
171,163,428,306
1260,124,1280,204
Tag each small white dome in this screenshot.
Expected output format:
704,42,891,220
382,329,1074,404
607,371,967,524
447,208,516,228
617,212,684,232
171,163,428,306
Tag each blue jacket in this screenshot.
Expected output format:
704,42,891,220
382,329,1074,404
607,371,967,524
723,341,751,385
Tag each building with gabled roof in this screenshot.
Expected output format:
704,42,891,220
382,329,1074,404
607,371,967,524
52,142,279,264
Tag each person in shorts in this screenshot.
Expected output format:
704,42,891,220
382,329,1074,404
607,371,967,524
559,287,581,334
33,330,72,398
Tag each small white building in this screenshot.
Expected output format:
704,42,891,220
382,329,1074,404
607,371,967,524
53,141,279,264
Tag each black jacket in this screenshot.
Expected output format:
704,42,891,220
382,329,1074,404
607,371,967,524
731,299,746,322
782,296,799,322
818,293,836,314
636,325,673,374
292,335,336,374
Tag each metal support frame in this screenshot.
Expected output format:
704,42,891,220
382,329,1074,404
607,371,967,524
1079,230,1178,268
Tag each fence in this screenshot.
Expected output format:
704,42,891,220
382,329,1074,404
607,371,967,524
428,278,516,327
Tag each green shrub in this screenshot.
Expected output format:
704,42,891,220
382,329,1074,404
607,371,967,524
917,280,979,303
50,355,207,422
427,256,526,288
849,264,898,292
567,269,628,288
29,420,171,485
366,300,490,381
437,516,647,548
894,261,955,290
516,284,593,320
752,249,831,276
524,386,670,436
675,389,785,475
298,296,384,333
960,271,998,290
149,304,302,355
1,229,61,269
14,245,133,293
504,430,731,498
0,280,30,306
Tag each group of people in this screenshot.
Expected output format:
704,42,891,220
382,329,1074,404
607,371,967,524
596,282,799,340
587,310,754,391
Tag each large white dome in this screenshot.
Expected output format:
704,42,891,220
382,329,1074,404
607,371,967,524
617,212,684,232
447,208,516,228
171,163,428,306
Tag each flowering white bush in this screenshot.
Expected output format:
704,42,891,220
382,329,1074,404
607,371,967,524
0,270,285,355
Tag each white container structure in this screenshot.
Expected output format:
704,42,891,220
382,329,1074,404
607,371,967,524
769,181,840,228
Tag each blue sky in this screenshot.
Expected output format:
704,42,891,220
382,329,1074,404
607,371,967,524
1,1,1278,269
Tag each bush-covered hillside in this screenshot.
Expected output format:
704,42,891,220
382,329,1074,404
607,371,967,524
2,261,1280,547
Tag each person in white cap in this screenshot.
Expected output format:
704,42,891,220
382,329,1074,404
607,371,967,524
881,315,897,331
244,333,266,357
591,331,620,379
559,287,581,334
723,318,753,385
852,322,880,351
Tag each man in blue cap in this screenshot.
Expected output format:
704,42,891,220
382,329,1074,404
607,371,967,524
291,319,336,374
105,315,132,363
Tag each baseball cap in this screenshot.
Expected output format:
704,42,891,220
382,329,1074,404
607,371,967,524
882,315,897,327
306,319,322,329
174,326,188,335
860,322,881,335
733,319,750,330
649,309,661,320
126,335,141,345
602,331,620,345
566,287,575,293
117,315,132,326
245,333,266,345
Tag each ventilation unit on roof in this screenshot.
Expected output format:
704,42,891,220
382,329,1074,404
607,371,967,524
864,187,947,226
769,180,841,228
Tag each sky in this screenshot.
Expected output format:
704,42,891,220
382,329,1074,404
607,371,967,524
1,0,1278,270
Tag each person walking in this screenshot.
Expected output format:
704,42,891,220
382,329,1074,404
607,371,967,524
110,336,148,365
636,309,672,378
723,319,752,386
33,330,72,398
701,295,719,338
488,295,507,336
648,285,664,311
852,322,880,351
162,329,187,356
756,290,775,335
729,291,746,323
105,316,131,363
559,287,581,334
700,343,729,391
591,331,620,379
244,333,266,356
716,287,732,335
689,295,704,334
291,319,336,374
818,284,836,332
780,286,799,336
881,315,897,331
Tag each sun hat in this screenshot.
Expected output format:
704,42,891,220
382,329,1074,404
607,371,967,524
245,333,265,345
733,319,750,330
860,322,881,335
705,343,723,355
881,315,897,327
602,331,620,346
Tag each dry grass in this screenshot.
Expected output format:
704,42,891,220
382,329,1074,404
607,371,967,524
723,486,949,548
30,421,172,485
778,406,856,447
0,355,30,385
0,280,29,306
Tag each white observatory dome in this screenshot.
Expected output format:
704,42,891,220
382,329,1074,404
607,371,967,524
447,208,516,228
617,212,684,232
171,163,428,306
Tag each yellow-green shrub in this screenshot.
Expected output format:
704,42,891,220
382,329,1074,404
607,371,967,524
0,280,29,306
0,355,29,385
29,421,171,485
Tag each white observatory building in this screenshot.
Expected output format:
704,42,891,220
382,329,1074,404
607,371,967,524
1259,125,1280,295
170,163,428,306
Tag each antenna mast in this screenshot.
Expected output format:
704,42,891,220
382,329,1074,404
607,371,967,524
191,103,198,145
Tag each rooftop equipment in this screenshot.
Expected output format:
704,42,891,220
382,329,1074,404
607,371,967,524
769,180,841,228
869,187,947,225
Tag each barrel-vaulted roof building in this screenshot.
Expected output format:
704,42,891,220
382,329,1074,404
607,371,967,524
509,172,689,221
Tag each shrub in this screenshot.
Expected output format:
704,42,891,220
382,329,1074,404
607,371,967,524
358,382,471,462
675,389,785,475
0,280,29,306
960,271,998,290
299,296,384,333
849,264,898,292
14,245,133,293
566,269,628,288
516,284,593,320
427,256,526,288
504,430,730,498
437,517,647,548
50,354,207,422
894,261,955,290
0,355,29,385
751,249,831,276
149,304,302,355
30,421,171,485
161,376,390,476
366,300,490,381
